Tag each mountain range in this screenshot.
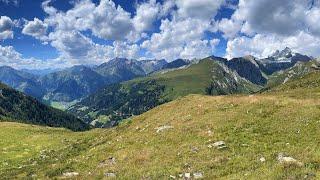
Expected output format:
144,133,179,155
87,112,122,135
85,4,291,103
0,47,316,128
68,47,315,127
1,47,320,179
0,58,170,103
68,58,263,127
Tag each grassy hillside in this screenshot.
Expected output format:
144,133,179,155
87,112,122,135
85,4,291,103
266,71,320,99
0,83,89,131
267,60,320,89
2,71,320,179
135,58,219,99
69,59,260,125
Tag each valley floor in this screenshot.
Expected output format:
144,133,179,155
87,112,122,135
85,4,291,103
1,83,320,179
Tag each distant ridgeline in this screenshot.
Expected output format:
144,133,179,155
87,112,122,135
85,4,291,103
0,58,168,103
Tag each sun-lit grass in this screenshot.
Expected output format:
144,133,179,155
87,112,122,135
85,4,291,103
1,72,320,179
49,100,78,110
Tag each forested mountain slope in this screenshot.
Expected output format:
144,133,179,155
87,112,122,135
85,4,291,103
0,83,89,131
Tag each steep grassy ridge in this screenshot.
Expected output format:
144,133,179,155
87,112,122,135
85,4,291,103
267,60,320,89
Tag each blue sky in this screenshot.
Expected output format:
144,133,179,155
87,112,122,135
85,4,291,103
0,0,319,69
0,0,140,60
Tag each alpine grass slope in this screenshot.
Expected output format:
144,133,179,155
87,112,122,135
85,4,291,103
1,70,320,179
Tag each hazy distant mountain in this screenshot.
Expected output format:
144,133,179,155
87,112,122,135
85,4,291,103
94,58,146,82
39,65,109,102
0,66,37,84
0,83,89,131
22,68,62,76
138,59,167,74
40,59,168,102
0,66,45,98
0,58,168,103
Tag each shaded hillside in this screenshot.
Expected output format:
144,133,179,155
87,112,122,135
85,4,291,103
217,56,267,85
0,83,89,131
70,80,167,126
206,61,261,95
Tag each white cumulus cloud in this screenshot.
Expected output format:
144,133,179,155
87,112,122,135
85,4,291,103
133,0,161,33
141,0,225,61
0,16,14,40
22,18,48,41
142,18,213,60
0,45,68,69
43,0,133,40
176,0,225,20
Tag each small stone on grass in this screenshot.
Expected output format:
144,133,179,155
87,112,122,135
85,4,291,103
208,141,227,149
184,173,191,179
105,172,116,177
277,153,303,167
62,172,79,177
193,172,204,179
155,125,173,133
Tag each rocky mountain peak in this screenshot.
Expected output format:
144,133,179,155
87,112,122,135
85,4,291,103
271,47,293,59
279,47,292,57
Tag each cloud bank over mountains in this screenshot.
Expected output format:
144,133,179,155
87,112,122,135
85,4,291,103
0,0,320,69
219,0,320,59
